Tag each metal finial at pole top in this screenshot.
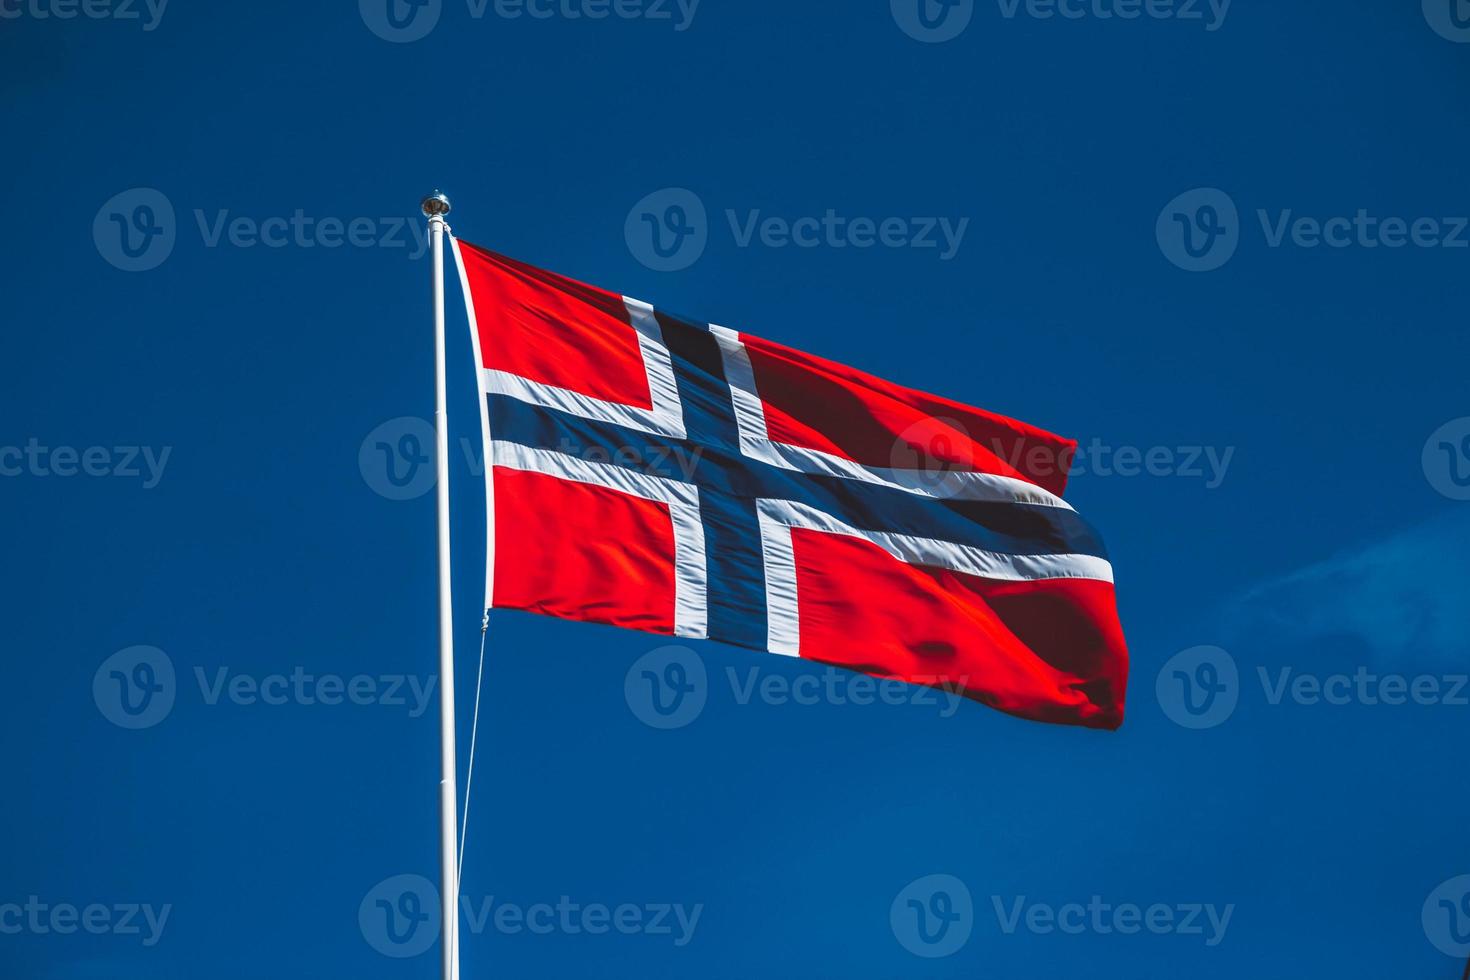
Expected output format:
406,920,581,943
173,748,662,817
422,190,452,219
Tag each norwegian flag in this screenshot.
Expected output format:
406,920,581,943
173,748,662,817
452,239,1129,729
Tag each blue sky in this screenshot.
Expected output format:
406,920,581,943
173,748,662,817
3,2,1469,977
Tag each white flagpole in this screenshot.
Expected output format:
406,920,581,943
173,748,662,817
422,190,460,980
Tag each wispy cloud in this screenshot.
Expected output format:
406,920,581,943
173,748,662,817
1225,509,1470,667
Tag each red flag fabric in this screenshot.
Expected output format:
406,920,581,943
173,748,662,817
453,239,1129,729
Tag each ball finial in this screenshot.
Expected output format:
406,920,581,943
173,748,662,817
421,190,451,218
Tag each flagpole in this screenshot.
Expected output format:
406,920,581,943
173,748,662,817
422,190,460,980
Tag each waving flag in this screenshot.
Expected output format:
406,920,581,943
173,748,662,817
452,239,1128,728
